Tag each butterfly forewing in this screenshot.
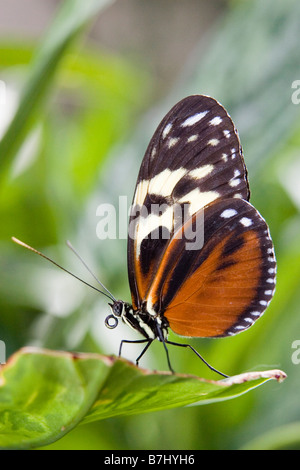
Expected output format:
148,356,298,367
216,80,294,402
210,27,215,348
128,95,250,309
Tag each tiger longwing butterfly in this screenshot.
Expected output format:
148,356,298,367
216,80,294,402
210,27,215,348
13,95,276,378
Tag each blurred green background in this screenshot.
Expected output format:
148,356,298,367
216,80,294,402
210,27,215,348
1,0,300,450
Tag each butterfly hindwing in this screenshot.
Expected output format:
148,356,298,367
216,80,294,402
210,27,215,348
128,95,250,309
144,198,276,338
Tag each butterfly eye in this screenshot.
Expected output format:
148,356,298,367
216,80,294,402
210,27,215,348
105,314,119,329
111,301,124,317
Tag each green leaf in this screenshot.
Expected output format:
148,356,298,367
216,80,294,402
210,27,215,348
83,361,286,423
0,0,114,178
0,347,112,450
0,347,286,450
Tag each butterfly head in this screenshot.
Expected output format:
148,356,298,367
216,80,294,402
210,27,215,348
105,300,129,329
104,299,169,342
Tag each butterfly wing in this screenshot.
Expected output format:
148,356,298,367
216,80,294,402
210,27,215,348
128,95,250,309
145,198,276,337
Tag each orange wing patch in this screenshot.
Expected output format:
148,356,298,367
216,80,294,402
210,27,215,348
164,231,262,337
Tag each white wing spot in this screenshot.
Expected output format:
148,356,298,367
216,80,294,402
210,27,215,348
135,206,174,258
220,208,238,218
150,147,157,160
264,290,273,295
223,130,230,138
146,299,159,318
222,153,228,162
162,123,172,139
168,137,179,148
147,168,187,197
187,134,198,143
251,311,261,317
133,179,149,206
134,168,187,204
240,217,253,227
229,178,241,187
189,164,214,180
260,300,268,306
182,111,208,127
178,189,219,216
208,138,219,147
209,116,222,126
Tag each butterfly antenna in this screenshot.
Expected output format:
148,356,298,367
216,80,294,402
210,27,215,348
66,240,116,302
11,237,115,302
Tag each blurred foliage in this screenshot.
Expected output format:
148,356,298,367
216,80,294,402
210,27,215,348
0,0,300,450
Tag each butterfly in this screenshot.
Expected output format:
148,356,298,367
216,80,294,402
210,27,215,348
100,95,275,376
13,95,276,378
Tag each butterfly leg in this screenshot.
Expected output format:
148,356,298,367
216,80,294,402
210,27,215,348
156,326,175,374
165,340,229,378
135,339,153,366
118,338,152,366
161,340,175,374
